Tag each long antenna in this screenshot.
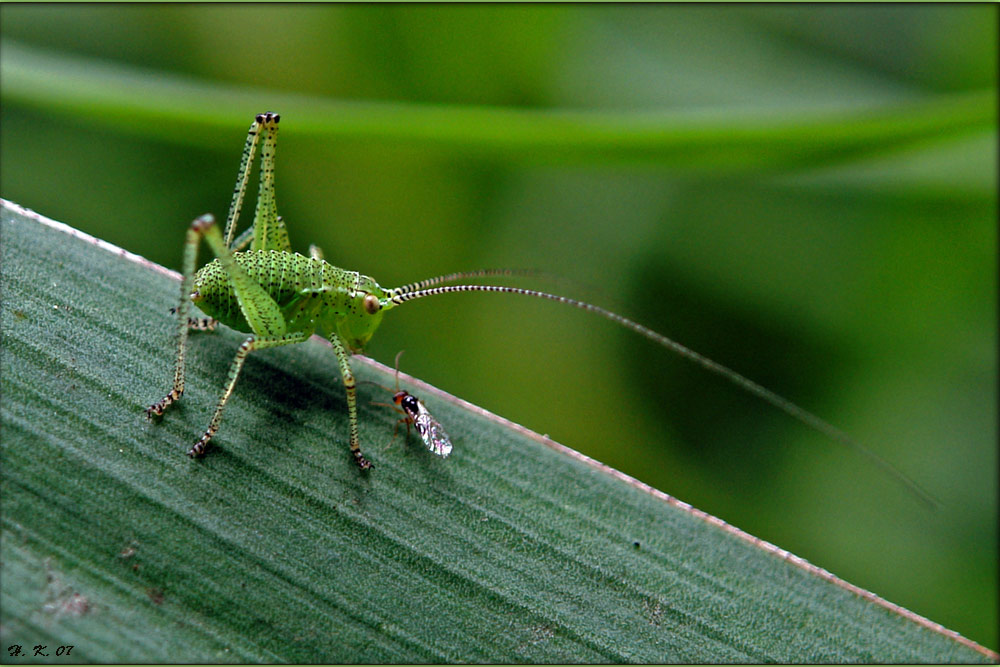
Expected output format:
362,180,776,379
391,269,542,294
391,268,603,297
386,282,938,508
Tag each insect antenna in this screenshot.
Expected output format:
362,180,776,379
358,351,409,397
391,269,550,295
392,268,619,309
385,282,939,509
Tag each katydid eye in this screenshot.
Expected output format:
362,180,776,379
363,294,381,314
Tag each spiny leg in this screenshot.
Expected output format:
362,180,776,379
149,212,288,419
147,215,216,418
229,224,255,253
189,331,311,457
169,307,218,331
221,112,290,253
249,115,291,254
328,334,372,470
185,316,218,332
225,111,281,247
167,213,302,456
222,113,267,248
252,114,278,246
391,414,414,447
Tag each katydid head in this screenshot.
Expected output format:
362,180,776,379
335,276,393,351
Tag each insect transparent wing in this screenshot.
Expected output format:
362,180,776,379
413,402,453,457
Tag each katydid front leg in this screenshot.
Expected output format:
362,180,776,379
145,214,216,418
327,334,372,469
188,329,311,457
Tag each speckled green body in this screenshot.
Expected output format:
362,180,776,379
192,250,387,351
147,112,395,469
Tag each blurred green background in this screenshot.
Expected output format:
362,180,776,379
1,4,996,650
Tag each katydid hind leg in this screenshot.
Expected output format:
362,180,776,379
221,112,290,253
249,114,291,254
197,215,289,339
229,224,255,252
222,115,264,248
149,214,299,453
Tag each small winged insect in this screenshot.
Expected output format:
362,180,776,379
377,352,452,458
395,390,452,458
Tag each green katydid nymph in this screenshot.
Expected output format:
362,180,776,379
146,112,934,506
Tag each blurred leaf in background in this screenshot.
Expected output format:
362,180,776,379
1,3,996,650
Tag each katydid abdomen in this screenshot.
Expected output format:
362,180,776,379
192,250,388,350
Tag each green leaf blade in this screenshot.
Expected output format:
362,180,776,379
1,200,994,663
